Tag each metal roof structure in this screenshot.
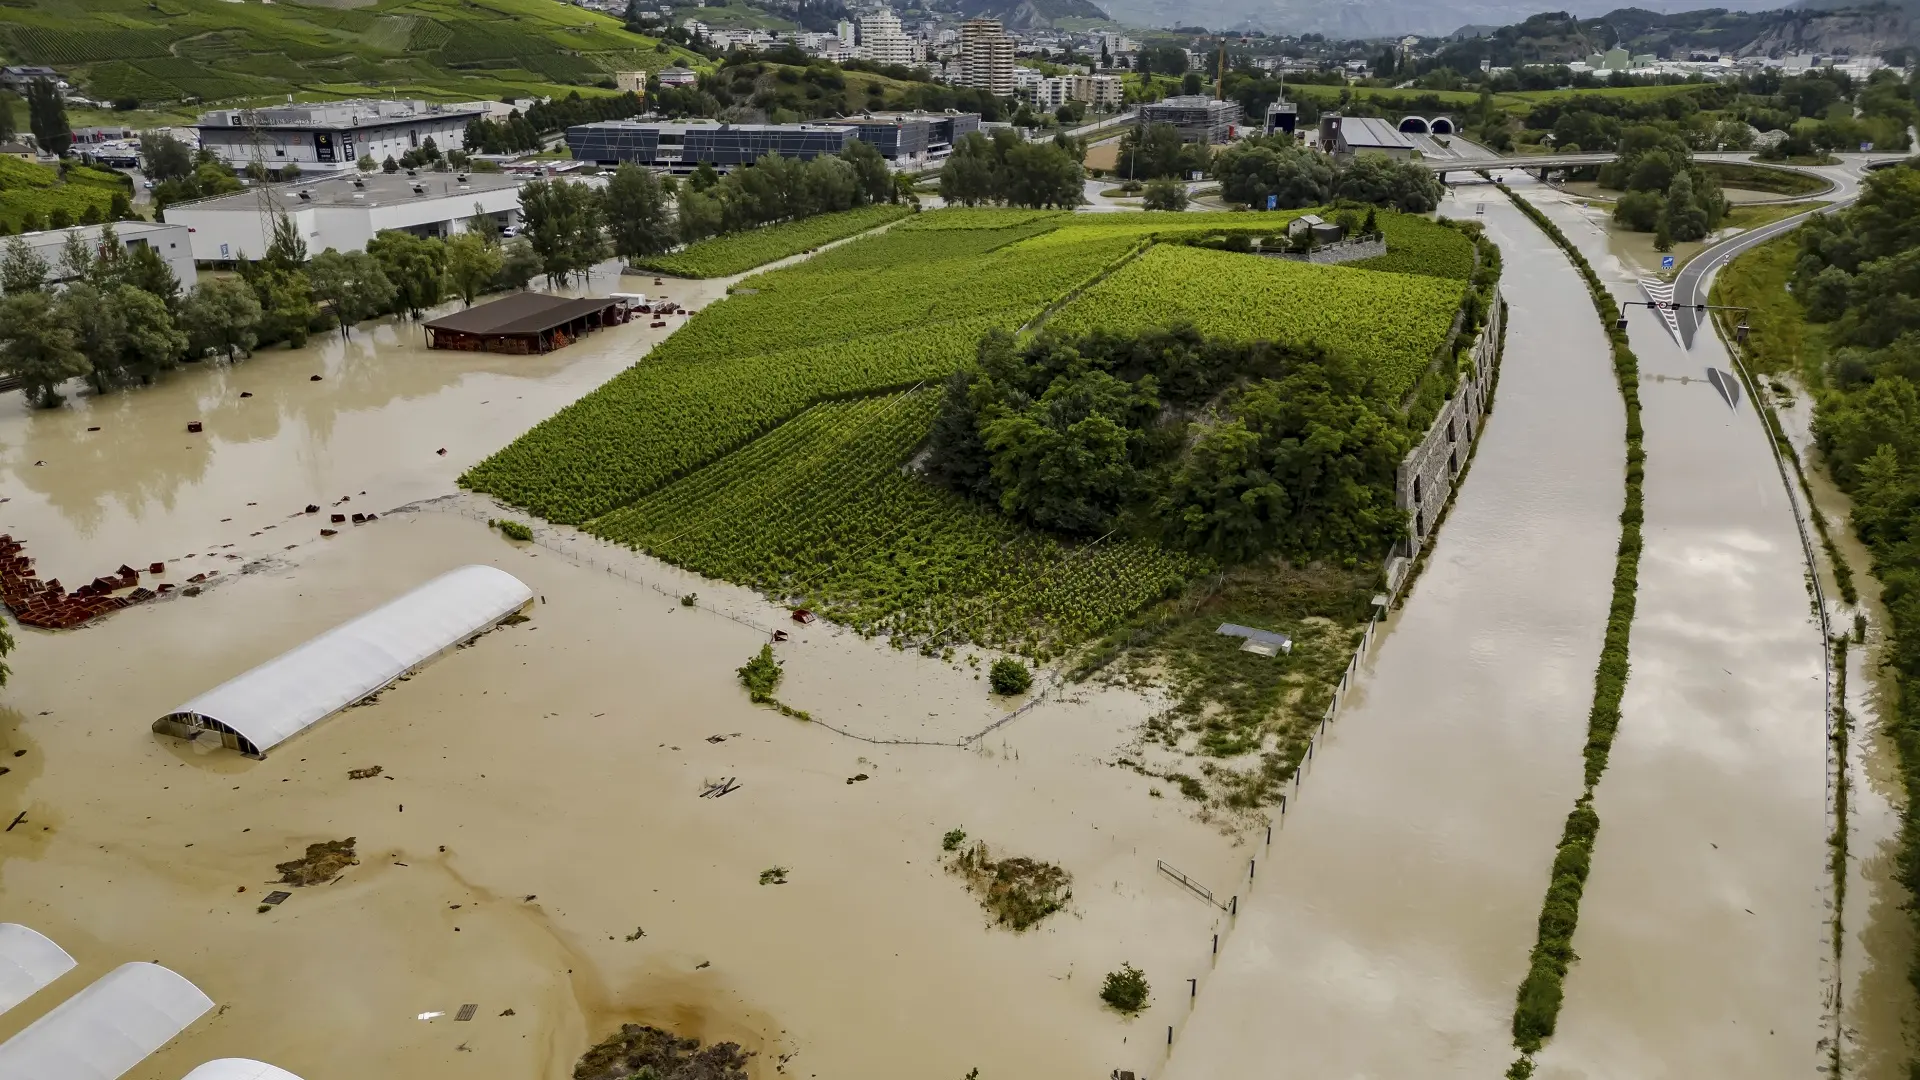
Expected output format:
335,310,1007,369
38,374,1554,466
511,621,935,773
180,1059,308,1080
154,565,534,757
1217,622,1293,656
0,962,214,1080
423,293,615,337
0,924,76,1016
1338,116,1417,152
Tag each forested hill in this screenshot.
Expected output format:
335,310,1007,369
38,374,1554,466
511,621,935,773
926,0,1112,28
1437,5,1913,67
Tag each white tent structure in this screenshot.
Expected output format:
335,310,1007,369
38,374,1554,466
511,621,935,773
0,923,77,1016
181,1059,308,1080
153,564,534,757
0,962,214,1080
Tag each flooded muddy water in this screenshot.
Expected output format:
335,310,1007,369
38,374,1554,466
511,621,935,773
1526,188,1828,1080
0,272,731,586
0,266,1250,1079
1160,182,1626,1078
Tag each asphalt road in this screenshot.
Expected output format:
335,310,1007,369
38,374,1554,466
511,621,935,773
1672,154,1888,346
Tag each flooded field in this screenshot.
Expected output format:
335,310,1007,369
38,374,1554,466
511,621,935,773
1527,189,1828,1080
0,267,1250,1079
1162,181,1627,1078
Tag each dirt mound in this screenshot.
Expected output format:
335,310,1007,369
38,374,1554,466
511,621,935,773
948,840,1072,931
573,1024,751,1080
275,837,357,886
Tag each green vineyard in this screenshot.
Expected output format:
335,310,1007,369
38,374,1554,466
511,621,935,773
0,0,702,107
466,208,1476,653
635,204,915,279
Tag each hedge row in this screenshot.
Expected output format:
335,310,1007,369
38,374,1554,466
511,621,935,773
1497,185,1646,1065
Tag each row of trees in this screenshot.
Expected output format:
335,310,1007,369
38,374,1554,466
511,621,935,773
0,79,74,154
926,325,1408,561
463,91,649,155
0,227,189,406
1211,134,1444,213
938,130,1085,210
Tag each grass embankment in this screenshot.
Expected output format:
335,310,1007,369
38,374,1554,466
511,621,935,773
0,0,701,110
1709,231,1857,604
635,204,913,278
1496,185,1644,1068
1699,161,1832,197
0,158,128,231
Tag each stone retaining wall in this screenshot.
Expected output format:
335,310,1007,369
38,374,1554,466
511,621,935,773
1396,287,1504,561
1259,237,1387,266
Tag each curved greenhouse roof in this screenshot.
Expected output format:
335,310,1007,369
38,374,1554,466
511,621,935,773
180,1059,308,1080
0,923,76,1016
154,564,533,757
0,961,214,1080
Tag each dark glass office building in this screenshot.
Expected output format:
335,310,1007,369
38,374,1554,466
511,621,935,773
567,113,981,169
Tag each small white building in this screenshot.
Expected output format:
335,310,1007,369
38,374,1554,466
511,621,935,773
196,99,489,176
658,66,700,87
0,222,196,293
166,171,528,264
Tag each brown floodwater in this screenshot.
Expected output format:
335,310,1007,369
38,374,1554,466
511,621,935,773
1161,180,1628,1078
0,264,1253,1078
1527,189,1828,1080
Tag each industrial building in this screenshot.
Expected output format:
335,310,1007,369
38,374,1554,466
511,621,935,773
164,170,525,264
154,565,534,757
196,99,489,175
1138,95,1243,143
566,113,980,169
1319,114,1417,160
0,222,195,294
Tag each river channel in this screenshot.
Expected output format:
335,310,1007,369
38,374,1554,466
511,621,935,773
1161,180,1626,1078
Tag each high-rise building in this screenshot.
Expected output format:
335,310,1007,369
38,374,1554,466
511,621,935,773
960,19,1015,97
857,9,914,67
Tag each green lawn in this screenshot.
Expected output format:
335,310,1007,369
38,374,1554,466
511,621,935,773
1710,228,1829,384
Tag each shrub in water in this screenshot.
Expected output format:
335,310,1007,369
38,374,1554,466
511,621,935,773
737,644,782,703
988,658,1031,695
1100,963,1149,1013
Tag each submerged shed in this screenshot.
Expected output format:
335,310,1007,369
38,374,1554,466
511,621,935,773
180,1060,308,1080
0,962,214,1080
422,292,626,354
0,923,76,1017
153,565,534,758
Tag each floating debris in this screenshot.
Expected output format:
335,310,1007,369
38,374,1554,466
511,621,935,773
275,837,357,886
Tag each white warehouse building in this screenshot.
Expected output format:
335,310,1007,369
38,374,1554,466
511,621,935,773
0,221,196,294
166,171,529,264
196,99,489,176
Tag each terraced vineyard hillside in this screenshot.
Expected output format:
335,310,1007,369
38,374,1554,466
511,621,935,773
466,208,1482,657
0,0,700,108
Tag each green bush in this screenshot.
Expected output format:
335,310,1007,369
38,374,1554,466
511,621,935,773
737,644,783,703
490,518,533,541
988,657,1031,695
1100,963,1149,1013
942,827,968,852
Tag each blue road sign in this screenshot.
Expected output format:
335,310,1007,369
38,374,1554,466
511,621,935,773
1267,194,1277,210
1661,255,1675,270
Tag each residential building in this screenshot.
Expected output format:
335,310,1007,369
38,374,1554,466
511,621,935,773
856,9,915,66
1,222,194,293
1318,113,1415,160
614,71,649,94
164,171,529,264
0,66,61,92
1072,73,1123,110
837,19,856,45
1034,77,1072,110
960,19,1015,97
1138,95,1242,144
658,66,700,88
567,114,979,168
196,99,488,175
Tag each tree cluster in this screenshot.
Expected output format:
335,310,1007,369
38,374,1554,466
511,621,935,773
1211,135,1442,213
1113,123,1212,181
671,141,899,246
24,79,69,157
1599,126,1727,243
666,59,1009,124
938,130,1084,209
0,226,186,406
925,324,1408,563
464,91,648,155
